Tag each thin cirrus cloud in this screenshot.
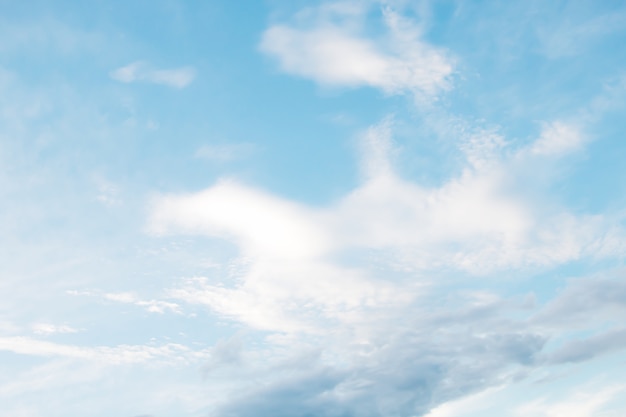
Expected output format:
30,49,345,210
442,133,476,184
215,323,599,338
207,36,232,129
66,290,182,315
32,323,80,336
422,383,625,417
259,4,454,97
109,61,196,88
0,336,206,365
537,9,626,58
516,385,625,417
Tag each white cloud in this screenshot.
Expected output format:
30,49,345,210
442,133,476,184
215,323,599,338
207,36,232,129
423,387,502,417
149,118,624,336
149,181,332,261
104,292,182,314
110,61,196,88
168,261,408,333
529,121,587,156
260,3,453,97
32,323,80,336
421,381,626,417
103,291,136,303
0,337,206,365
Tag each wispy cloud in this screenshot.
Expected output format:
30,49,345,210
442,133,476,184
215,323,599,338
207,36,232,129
537,9,626,58
0,336,208,365
528,121,587,156
110,61,196,88
67,290,182,315
0,18,103,55
32,323,80,336
516,385,624,417
104,292,182,314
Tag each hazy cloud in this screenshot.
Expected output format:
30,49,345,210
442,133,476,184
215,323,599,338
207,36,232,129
110,61,196,88
32,323,80,336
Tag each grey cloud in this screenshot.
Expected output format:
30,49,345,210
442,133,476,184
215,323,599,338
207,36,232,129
212,335,540,417
544,327,626,364
532,275,626,328
210,300,547,417
207,270,626,417
203,335,243,375
216,369,348,417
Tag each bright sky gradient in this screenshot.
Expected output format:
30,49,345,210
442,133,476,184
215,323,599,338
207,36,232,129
2,1,626,416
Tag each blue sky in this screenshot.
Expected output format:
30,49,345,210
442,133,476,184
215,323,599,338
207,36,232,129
1,1,626,416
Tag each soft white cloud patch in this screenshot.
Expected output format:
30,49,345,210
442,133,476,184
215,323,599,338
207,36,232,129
149,182,331,261
529,121,587,156
110,61,196,88
260,3,453,97
32,323,80,336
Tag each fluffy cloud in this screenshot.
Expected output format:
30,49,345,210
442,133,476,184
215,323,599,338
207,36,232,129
152,120,621,285
260,3,453,98
147,119,626,415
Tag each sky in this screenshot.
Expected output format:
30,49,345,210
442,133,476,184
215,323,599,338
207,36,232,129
1,0,626,416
